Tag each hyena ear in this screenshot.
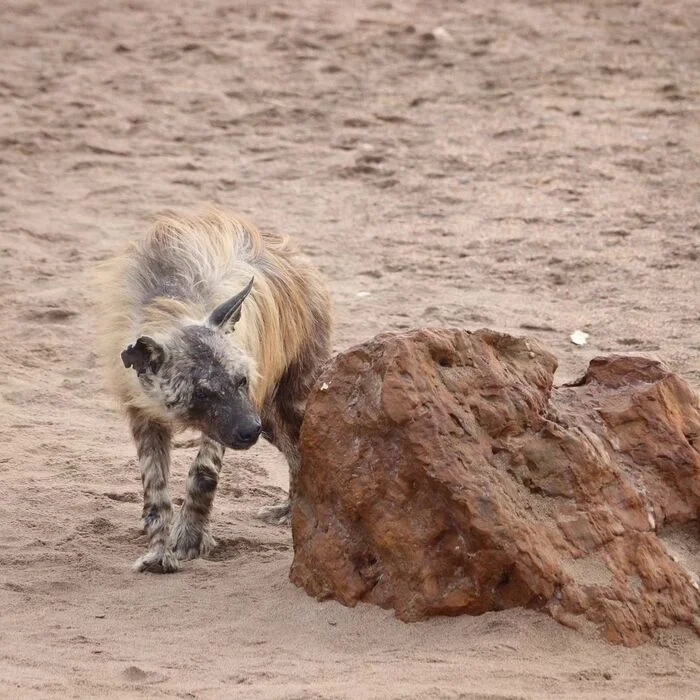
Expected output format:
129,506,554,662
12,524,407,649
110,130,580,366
208,277,254,331
121,336,166,376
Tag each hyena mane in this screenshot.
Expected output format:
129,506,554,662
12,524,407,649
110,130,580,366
98,208,331,573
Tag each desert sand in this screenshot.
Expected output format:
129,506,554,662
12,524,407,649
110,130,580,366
1,0,699,697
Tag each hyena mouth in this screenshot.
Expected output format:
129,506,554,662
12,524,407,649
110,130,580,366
228,437,260,450
216,421,262,450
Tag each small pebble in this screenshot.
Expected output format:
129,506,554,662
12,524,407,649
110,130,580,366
432,26,454,42
570,330,589,346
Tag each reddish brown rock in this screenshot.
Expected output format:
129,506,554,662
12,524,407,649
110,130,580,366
290,329,700,645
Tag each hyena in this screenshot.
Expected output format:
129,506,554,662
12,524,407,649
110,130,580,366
100,209,331,573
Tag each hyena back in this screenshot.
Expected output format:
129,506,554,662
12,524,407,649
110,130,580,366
100,209,331,573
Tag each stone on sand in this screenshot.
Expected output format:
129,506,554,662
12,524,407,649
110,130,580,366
290,329,700,646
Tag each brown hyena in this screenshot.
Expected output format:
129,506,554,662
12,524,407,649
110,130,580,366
99,209,331,573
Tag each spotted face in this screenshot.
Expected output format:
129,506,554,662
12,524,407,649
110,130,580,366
176,326,261,448
121,280,262,449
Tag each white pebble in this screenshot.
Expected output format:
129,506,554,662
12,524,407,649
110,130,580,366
570,330,589,346
432,26,454,42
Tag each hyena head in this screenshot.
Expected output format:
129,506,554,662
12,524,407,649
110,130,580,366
121,278,262,450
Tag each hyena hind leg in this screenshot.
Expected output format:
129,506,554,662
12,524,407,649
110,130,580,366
129,409,179,574
170,436,225,560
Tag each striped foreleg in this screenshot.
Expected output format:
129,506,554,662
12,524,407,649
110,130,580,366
129,409,179,573
170,436,225,560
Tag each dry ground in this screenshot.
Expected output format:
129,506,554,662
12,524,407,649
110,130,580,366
1,0,699,697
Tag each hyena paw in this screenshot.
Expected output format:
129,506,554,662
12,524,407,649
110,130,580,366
170,514,216,561
133,546,180,574
256,501,291,526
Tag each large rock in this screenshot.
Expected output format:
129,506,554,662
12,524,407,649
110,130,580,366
290,329,700,645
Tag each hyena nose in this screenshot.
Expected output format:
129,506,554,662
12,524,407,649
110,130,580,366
238,420,262,445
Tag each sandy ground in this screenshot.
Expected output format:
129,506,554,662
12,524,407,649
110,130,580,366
1,0,699,697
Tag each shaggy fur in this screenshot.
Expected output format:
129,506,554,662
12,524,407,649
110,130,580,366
99,209,332,572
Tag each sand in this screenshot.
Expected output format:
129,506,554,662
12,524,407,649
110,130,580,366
1,0,699,697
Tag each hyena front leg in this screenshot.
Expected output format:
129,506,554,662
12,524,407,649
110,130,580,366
170,437,225,560
258,332,329,527
257,394,304,527
129,409,179,573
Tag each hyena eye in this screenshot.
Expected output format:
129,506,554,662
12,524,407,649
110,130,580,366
239,377,248,390
193,387,211,403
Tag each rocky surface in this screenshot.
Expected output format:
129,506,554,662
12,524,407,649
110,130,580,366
291,329,700,645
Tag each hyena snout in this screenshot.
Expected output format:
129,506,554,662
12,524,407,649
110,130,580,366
232,416,262,449
208,408,262,450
